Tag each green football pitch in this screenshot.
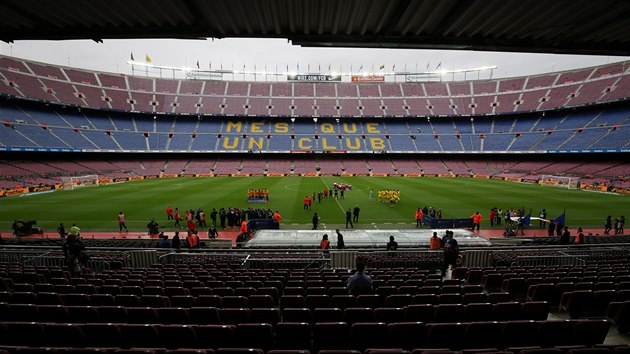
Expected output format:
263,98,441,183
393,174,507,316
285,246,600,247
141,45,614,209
2,176,628,233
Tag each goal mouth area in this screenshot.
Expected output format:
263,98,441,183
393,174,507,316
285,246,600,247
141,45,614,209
539,175,580,189
60,175,100,190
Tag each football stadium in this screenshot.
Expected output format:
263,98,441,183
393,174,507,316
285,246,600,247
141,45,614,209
1,1,630,352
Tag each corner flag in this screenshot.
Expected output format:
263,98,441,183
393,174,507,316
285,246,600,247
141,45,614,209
145,54,152,63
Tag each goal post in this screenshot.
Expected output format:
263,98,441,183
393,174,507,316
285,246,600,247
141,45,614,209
539,175,580,189
61,175,100,190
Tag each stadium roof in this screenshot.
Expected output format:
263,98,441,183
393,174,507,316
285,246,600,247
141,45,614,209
1,0,630,56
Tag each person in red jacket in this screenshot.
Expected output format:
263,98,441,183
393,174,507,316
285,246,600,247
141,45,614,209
470,211,483,231
166,205,173,221
489,209,496,227
415,208,424,228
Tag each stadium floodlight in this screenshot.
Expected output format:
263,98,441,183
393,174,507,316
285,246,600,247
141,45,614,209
290,118,295,122
313,117,318,123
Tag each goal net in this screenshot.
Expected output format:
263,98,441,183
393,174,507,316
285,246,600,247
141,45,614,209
539,175,580,189
61,175,100,190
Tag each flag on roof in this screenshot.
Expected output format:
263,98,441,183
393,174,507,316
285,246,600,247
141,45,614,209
130,52,135,61
145,54,151,63
436,62,442,70
379,64,385,70
196,60,200,69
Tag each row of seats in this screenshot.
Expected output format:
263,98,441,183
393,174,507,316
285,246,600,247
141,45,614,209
528,282,630,305
0,302,549,325
0,319,612,351
1,346,630,354
0,345,630,354
0,291,519,309
560,290,630,318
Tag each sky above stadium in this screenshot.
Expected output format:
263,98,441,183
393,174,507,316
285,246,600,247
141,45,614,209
1,38,628,80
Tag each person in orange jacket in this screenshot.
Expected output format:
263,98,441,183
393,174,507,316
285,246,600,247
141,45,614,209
429,231,441,250
240,220,248,235
415,208,424,228
272,210,282,224
470,211,483,231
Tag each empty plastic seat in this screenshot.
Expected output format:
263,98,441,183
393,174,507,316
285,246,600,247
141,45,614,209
158,307,191,324
374,307,405,324
222,296,249,308
219,308,250,325
520,301,550,320
67,305,100,323
493,302,521,320
387,322,426,350
313,307,344,323
463,302,494,322
275,322,312,350
425,322,466,350
250,308,281,325
357,294,382,308
80,323,121,348
571,319,611,346
38,304,69,323
501,320,542,348
350,322,389,350
344,307,374,324
120,324,161,348
189,307,220,325
159,324,199,350
235,323,274,351
403,304,434,323
282,308,313,324
98,305,128,323
8,303,39,321
313,322,351,351
61,293,92,306
433,304,465,322
385,294,413,307
281,295,306,309
115,294,141,307
331,295,356,309
463,321,502,349
44,323,87,348
126,306,159,324
171,295,197,308
249,295,274,308
306,295,331,309
197,295,222,308
90,294,116,306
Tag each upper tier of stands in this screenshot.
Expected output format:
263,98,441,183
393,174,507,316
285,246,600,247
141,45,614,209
1,55,629,117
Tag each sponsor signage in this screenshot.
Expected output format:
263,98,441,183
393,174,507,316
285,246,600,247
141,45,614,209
287,74,341,82
351,75,385,82
405,75,429,83
185,71,223,80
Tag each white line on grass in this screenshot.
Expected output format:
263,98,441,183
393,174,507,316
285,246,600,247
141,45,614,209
319,176,346,214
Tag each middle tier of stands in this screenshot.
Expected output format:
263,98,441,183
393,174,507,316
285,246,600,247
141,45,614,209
0,99,628,153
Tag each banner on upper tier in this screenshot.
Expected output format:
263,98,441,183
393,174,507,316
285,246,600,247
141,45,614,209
351,75,385,82
287,74,341,82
